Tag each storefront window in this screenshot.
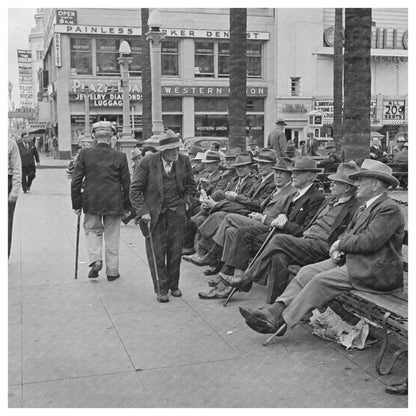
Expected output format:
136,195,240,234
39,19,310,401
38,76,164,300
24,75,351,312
195,114,228,136
218,42,229,77
162,40,179,76
130,39,143,76
70,38,92,75
163,114,183,136
195,41,215,77
162,97,182,112
96,38,119,76
246,114,264,144
247,42,262,78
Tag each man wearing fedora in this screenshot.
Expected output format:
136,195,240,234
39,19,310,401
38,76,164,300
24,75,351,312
130,129,196,302
223,161,360,303
71,121,131,281
267,118,288,159
239,159,405,337
197,157,297,299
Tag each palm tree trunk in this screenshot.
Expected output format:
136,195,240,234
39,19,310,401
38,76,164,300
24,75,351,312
141,8,153,141
228,8,247,152
333,8,343,156
343,8,372,163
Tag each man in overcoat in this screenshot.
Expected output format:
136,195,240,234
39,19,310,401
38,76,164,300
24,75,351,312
130,129,196,302
17,132,40,193
71,121,131,281
239,159,405,337
267,119,288,158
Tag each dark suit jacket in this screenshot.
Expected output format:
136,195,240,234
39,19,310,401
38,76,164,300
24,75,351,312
17,140,39,167
338,193,405,293
280,184,325,237
71,143,131,216
303,195,360,247
234,173,277,212
130,152,196,231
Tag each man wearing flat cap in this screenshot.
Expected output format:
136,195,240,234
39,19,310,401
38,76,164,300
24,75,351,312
130,129,196,302
71,121,131,281
240,159,405,338
267,118,288,158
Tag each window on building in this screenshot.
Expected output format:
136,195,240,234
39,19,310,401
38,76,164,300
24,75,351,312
70,38,92,75
195,41,215,77
290,77,301,96
162,40,179,76
36,50,43,60
218,42,230,77
247,42,262,78
129,39,143,76
96,38,119,76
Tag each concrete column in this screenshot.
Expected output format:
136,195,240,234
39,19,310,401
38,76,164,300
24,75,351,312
55,79,71,159
182,97,195,138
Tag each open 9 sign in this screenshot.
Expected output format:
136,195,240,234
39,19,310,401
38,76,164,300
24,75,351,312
383,100,405,120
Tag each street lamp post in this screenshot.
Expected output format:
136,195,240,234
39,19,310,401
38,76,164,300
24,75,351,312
117,40,137,160
146,9,165,138
81,85,93,148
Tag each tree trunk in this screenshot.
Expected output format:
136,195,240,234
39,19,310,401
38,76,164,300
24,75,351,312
333,8,343,156
343,8,372,163
228,8,247,152
141,8,153,141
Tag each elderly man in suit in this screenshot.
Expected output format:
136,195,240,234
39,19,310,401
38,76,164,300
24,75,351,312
239,159,405,338
17,132,40,193
222,161,361,303
71,121,131,281
130,130,196,302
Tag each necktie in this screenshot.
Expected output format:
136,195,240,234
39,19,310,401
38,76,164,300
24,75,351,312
165,161,172,176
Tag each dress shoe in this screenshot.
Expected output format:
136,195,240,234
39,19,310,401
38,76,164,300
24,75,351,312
219,272,251,290
186,253,215,266
239,306,286,335
157,294,169,303
208,275,221,287
385,380,408,395
198,286,232,299
182,247,196,256
88,260,103,278
204,262,223,276
107,274,120,281
170,289,182,297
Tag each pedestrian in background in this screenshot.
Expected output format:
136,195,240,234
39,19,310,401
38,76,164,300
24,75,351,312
71,121,131,281
130,129,196,303
17,132,40,193
8,137,22,258
267,119,288,158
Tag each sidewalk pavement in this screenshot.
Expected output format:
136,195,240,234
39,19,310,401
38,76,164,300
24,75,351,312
8,161,408,408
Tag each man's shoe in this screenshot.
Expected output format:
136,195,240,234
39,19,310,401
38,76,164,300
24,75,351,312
219,272,251,290
204,262,223,276
385,380,408,395
184,253,213,266
208,275,221,287
88,260,103,278
239,306,286,335
170,289,182,297
157,294,169,303
107,274,120,281
198,286,232,299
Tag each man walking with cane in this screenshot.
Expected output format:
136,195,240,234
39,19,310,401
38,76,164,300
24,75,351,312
71,121,131,281
130,129,196,302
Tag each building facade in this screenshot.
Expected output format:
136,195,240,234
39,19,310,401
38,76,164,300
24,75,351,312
35,8,408,159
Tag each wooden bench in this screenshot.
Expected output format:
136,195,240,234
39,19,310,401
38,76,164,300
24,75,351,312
331,230,408,375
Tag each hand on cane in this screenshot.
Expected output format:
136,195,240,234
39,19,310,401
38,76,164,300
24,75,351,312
141,213,151,224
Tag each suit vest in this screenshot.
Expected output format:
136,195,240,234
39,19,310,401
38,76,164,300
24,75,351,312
161,164,181,212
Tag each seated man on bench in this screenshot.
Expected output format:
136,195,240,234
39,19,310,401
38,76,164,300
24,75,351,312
239,159,405,339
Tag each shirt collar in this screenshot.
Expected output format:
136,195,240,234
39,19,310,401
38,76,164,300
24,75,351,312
365,193,385,208
261,171,274,184
293,183,313,200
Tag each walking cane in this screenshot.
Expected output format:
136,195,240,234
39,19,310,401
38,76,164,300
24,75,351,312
74,212,81,279
147,221,161,298
223,226,277,306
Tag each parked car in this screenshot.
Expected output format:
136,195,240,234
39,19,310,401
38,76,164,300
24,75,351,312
183,136,229,152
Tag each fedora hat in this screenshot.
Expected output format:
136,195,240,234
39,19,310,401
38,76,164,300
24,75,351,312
348,159,399,187
272,157,294,171
253,148,277,164
275,118,287,126
225,146,242,158
230,153,253,167
201,151,221,164
289,157,322,172
328,161,360,186
193,152,205,162
157,129,181,151
285,144,296,157
397,136,407,143
131,148,141,160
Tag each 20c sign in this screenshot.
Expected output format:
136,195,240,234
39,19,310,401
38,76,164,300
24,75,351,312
383,100,405,120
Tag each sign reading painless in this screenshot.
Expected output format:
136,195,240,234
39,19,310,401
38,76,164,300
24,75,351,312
56,9,77,25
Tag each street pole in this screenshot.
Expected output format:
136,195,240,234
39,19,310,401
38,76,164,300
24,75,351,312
146,9,165,138
117,40,137,164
